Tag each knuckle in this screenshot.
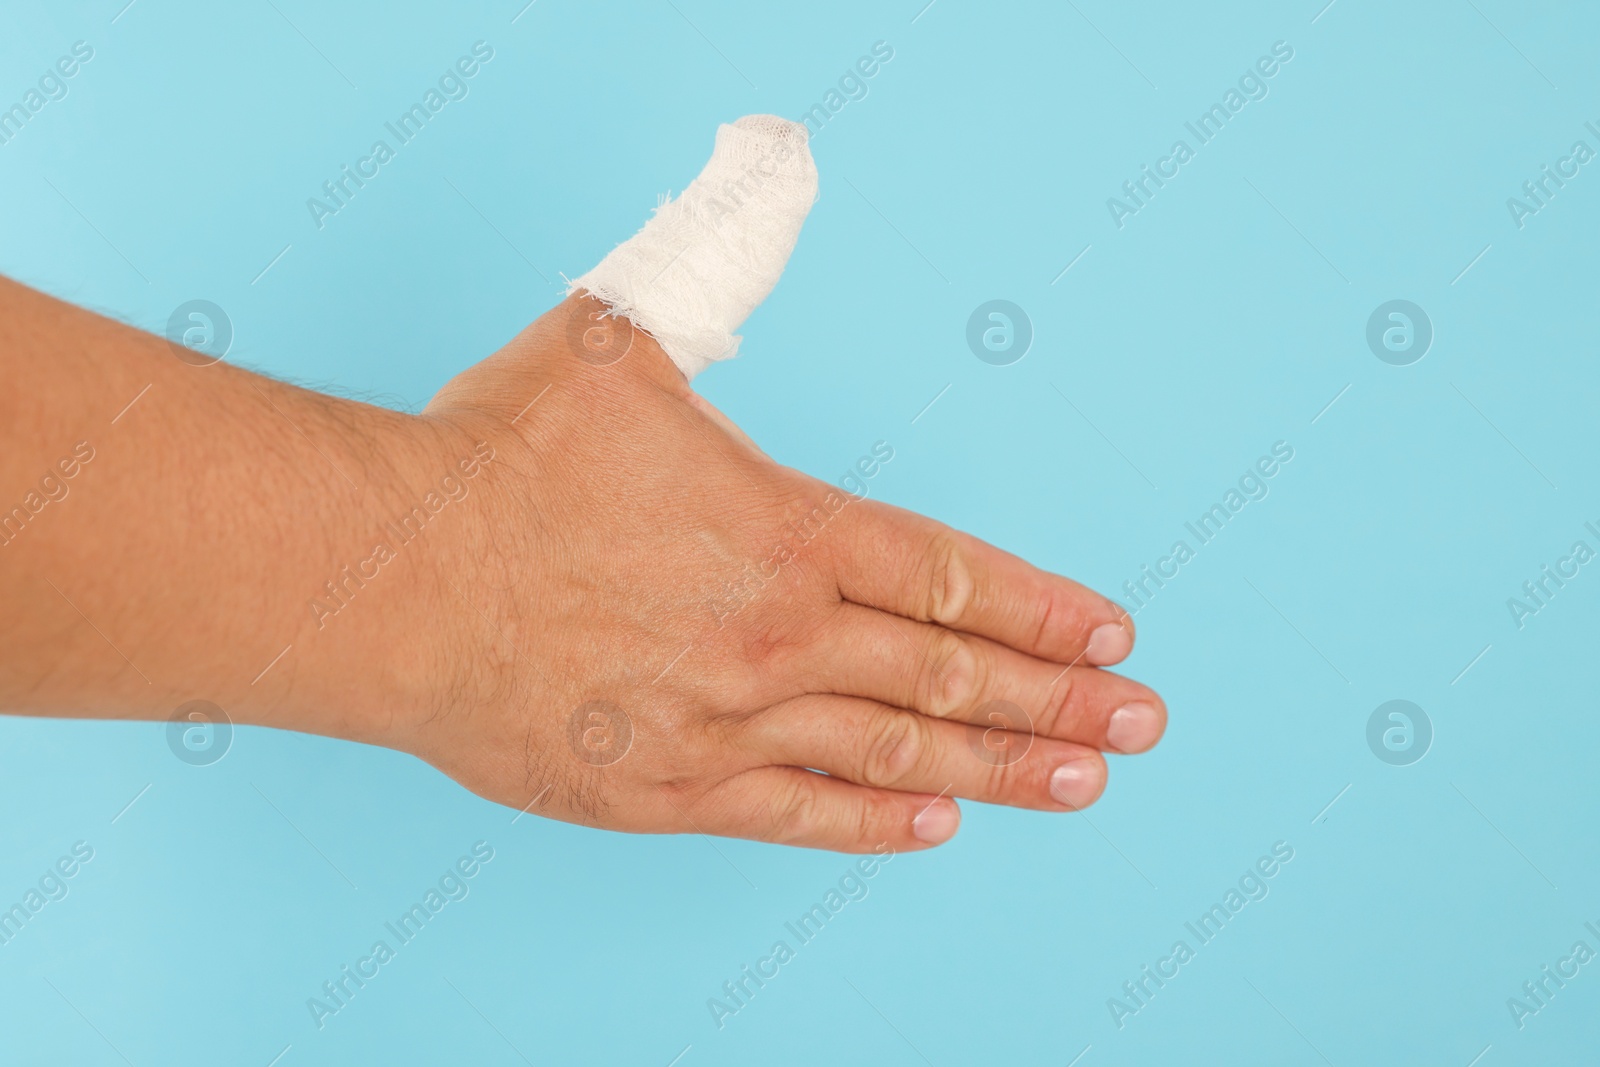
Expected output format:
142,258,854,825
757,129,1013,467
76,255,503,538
1041,668,1086,737
863,711,927,788
978,742,1018,798
921,630,976,717
925,531,973,626
769,774,824,845
1030,593,1059,653
1032,589,1091,655
854,792,887,851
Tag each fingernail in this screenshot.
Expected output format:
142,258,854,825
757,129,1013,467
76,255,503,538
1106,701,1163,754
912,799,960,844
1085,622,1133,666
1049,759,1105,809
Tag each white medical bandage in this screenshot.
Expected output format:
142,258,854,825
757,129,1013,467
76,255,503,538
567,114,818,381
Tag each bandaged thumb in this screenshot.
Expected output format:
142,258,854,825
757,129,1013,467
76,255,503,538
567,115,818,381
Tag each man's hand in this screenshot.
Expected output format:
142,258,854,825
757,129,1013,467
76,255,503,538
0,281,1164,854
399,296,1165,851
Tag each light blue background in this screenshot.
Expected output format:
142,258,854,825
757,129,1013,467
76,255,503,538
3,0,1598,1063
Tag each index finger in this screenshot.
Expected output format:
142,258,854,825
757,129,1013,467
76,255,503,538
827,496,1134,667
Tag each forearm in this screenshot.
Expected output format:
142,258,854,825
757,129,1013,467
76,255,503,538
0,276,471,745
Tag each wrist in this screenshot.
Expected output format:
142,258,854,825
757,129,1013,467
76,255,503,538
232,401,501,750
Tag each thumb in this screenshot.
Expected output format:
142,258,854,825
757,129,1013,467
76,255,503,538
567,114,818,383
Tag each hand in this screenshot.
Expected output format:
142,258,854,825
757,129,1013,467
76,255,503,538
388,294,1166,853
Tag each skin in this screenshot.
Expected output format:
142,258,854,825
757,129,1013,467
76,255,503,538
0,277,1165,853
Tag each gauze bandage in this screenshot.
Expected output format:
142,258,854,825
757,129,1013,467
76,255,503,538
567,115,818,381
